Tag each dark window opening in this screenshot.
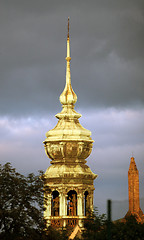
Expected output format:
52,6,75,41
51,190,59,216
84,191,89,216
67,190,77,216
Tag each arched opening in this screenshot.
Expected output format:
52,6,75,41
51,190,59,216
67,190,77,216
84,191,89,216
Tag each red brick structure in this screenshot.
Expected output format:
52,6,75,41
126,157,144,222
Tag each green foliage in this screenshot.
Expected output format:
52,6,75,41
0,162,48,240
111,215,144,240
0,162,73,240
83,208,144,240
83,207,107,240
1,163,144,240
46,226,69,240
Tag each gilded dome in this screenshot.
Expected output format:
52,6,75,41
43,19,94,164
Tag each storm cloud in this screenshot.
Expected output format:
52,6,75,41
0,0,144,219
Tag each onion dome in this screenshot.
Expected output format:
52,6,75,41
43,18,94,165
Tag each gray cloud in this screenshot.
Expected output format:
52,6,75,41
0,0,144,116
0,108,144,218
0,0,144,218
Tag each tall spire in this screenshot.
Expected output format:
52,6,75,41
126,156,144,222
128,157,139,213
59,17,77,105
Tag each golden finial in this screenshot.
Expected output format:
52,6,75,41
59,17,77,106
67,17,69,39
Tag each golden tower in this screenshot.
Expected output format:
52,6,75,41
126,157,144,222
43,18,97,228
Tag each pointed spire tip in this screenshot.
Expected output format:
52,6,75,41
67,17,69,39
66,17,71,60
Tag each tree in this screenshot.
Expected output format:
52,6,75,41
83,208,144,240
2,162,144,240
0,162,49,240
0,162,71,240
82,207,107,240
111,215,144,240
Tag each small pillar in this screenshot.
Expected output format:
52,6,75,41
89,192,93,212
44,193,51,226
60,192,66,216
77,193,83,216
45,193,51,217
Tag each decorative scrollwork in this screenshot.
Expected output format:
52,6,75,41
51,219,62,228
66,218,78,227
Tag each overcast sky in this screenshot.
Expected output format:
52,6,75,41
0,0,144,219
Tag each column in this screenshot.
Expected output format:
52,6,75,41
77,192,83,228
77,192,83,216
44,193,51,226
59,191,67,227
59,192,66,216
89,191,93,211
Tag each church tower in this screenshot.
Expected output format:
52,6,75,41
126,157,144,222
43,18,97,229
